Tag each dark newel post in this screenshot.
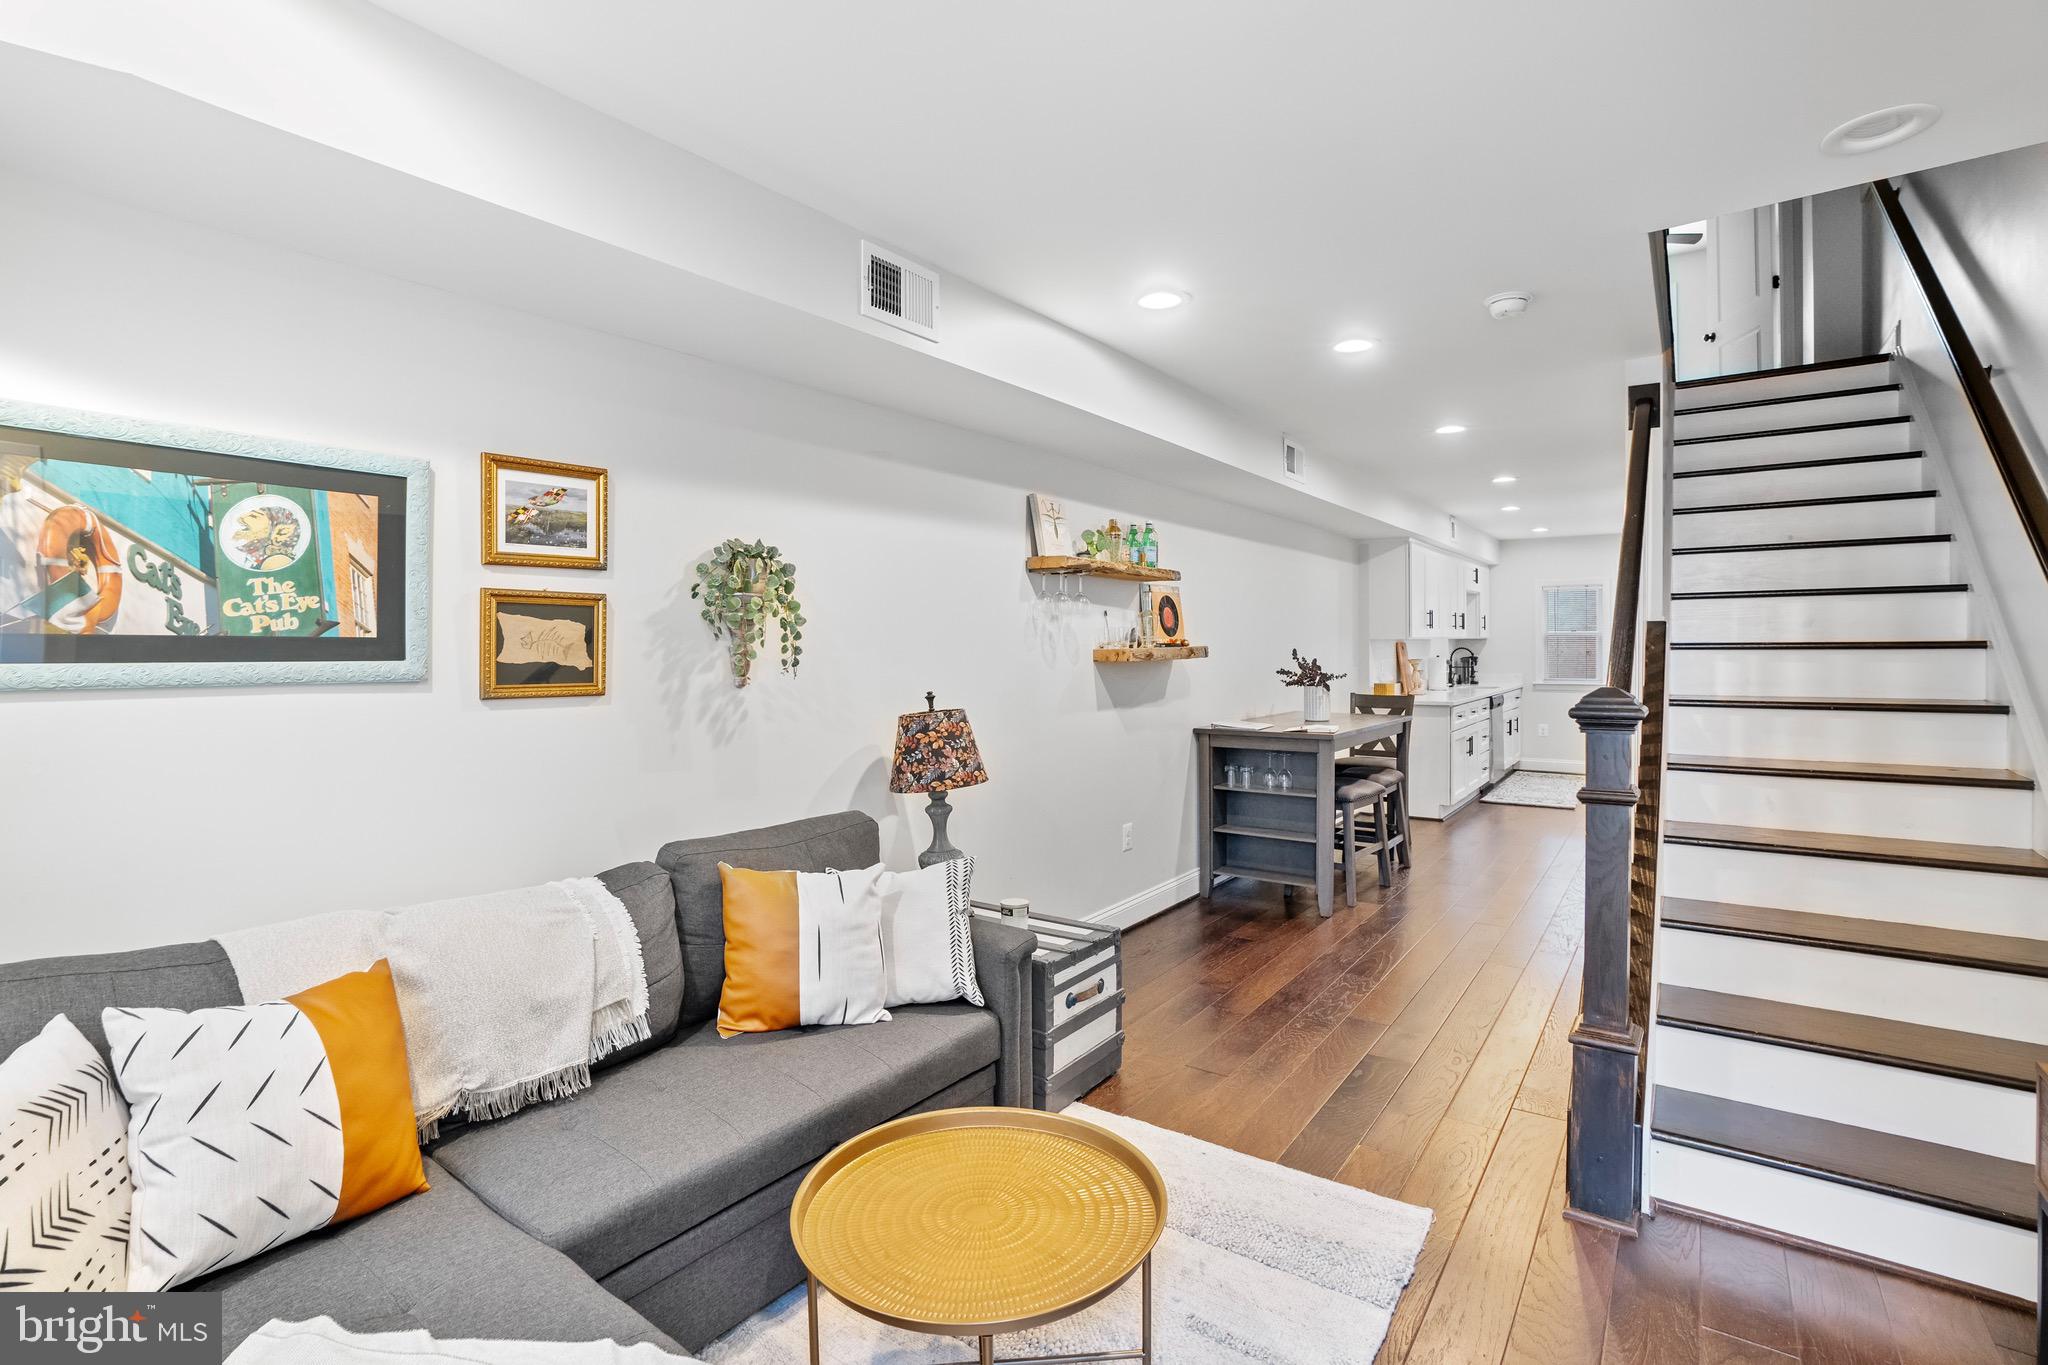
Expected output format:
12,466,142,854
1566,685,1648,1234
2036,1063,2045,1357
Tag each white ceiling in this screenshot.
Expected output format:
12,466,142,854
373,0,2048,539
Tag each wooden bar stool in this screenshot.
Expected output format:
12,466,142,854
1339,693,1413,868
1335,773,1402,899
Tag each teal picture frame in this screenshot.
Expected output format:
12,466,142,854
0,398,431,691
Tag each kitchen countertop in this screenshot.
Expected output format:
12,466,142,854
1407,677,1524,707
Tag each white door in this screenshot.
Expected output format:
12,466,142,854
1671,208,1779,381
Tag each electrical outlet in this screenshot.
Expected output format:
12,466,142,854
1537,723,1550,737
1121,822,1134,852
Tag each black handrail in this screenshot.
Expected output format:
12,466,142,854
1606,228,1674,692
1872,177,2048,582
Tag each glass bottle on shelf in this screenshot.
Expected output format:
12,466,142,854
1142,521,1158,567
1105,519,1123,563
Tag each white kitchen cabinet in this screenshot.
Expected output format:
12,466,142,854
1502,688,1523,770
1366,539,1492,641
1403,683,1520,818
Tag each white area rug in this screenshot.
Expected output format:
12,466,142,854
1481,769,1582,809
702,1104,1432,1365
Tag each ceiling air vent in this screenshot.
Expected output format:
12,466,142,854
1281,434,1307,484
860,241,940,341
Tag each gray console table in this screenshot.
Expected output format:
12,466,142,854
1194,710,1409,918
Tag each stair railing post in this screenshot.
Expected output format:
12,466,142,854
1566,684,1649,1234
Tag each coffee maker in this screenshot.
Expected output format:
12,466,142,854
1448,646,1479,688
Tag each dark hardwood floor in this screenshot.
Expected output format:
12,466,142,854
1082,800,2037,1365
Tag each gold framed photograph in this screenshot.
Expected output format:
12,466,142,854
481,452,608,569
480,588,607,699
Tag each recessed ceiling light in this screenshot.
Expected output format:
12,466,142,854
1821,103,1940,156
1492,474,1516,484
1434,424,1467,436
1136,289,1189,310
1532,527,1549,534
1500,505,1520,512
1332,338,1376,354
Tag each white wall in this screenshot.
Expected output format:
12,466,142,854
1804,186,1873,364
0,174,1359,962
1478,534,1619,771
1869,146,2048,846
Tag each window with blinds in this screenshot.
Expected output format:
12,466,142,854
1540,583,1603,684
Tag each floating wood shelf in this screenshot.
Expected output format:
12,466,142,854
1093,644,1209,663
1027,555,1181,582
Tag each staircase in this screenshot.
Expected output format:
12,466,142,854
1644,353,2048,1301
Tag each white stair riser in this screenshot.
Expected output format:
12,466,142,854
1671,591,1969,643
1675,421,1915,470
1651,1027,2032,1161
1676,362,1894,407
1673,458,1925,508
1671,541,1954,593
1647,1141,2035,1301
1661,843,2046,938
1657,930,2048,1042
1668,645,1985,698
1666,704,2008,766
1672,496,1937,547
1674,388,1901,440
1665,769,2032,846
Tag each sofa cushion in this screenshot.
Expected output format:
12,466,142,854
596,861,684,1068
429,1003,998,1279
203,1158,682,1356
0,941,242,1064
656,812,881,1028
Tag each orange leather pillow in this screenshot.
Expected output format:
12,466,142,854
104,959,429,1289
717,863,891,1038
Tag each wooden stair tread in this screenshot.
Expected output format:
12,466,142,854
1670,583,1965,599
1673,488,1934,516
1674,382,1903,416
1667,753,2033,789
1671,695,2007,716
1665,821,2048,878
1670,533,1951,555
1650,1086,2033,1226
1675,354,1893,391
1673,450,1923,479
1669,639,1988,651
1661,898,2048,979
1675,415,1912,446
1656,985,2047,1090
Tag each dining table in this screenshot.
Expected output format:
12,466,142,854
1193,708,1411,918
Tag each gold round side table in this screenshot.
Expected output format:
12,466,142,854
789,1106,1167,1365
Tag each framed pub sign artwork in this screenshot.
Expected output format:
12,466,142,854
480,587,606,699
0,398,431,691
482,452,608,570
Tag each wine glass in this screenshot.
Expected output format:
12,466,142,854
1073,573,1091,609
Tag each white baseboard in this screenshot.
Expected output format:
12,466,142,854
1087,869,1203,930
1514,757,1585,775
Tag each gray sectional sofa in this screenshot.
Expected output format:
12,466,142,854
0,811,1037,1357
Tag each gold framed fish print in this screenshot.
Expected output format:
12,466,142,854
481,452,608,570
480,587,607,699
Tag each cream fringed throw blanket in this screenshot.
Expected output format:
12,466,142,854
220,878,650,1139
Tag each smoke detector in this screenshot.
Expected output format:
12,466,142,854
1484,291,1531,320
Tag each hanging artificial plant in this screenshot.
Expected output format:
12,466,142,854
692,538,804,687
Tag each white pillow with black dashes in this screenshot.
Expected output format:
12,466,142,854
0,1014,132,1292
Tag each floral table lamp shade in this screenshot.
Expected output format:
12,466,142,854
890,701,988,794
891,693,987,866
